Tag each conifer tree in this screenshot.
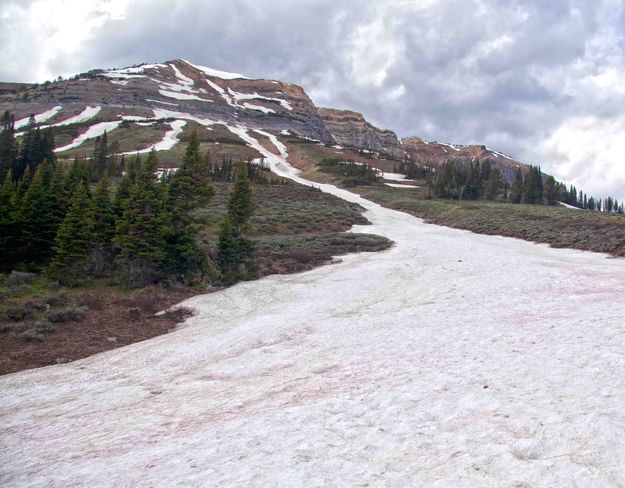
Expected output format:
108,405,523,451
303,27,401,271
510,167,523,204
48,183,94,285
167,131,214,279
114,150,171,284
0,171,17,271
484,168,503,200
228,162,254,231
113,154,139,217
217,162,256,283
19,163,58,264
90,174,116,274
0,111,17,181
544,175,558,205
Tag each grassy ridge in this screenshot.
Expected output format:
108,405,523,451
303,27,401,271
359,186,625,257
289,139,625,257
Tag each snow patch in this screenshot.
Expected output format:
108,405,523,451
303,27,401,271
181,59,249,80
55,121,122,152
14,106,63,129
385,183,420,188
158,90,212,102
121,120,187,154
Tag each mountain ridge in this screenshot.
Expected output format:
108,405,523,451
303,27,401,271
0,59,533,181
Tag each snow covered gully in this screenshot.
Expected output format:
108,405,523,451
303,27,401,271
2,130,625,487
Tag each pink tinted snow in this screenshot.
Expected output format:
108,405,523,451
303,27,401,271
2,128,625,487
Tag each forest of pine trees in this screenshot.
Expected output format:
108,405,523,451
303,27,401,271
0,111,258,286
428,158,623,212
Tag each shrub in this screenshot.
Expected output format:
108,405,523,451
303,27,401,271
4,307,34,322
126,307,141,321
162,306,194,322
34,319,55,333
9,271,37,287
46,306,88,323
22,328,43,342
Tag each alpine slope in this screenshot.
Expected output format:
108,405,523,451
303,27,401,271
2,130,625,487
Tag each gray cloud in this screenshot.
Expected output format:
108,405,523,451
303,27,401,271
1,0,625,199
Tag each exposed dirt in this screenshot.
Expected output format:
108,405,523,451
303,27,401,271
0,287,198,376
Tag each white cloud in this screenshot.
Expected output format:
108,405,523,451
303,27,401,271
0,0,129,81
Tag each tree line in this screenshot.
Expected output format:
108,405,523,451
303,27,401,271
426,158,623,212
0,110,257,286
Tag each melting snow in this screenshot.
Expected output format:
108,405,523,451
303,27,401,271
121,120,187,154
55,121,122,152
558,201,582,210
181,59,249,80
14,106,63,129
385,183,420,188
3,125,625,487
158,90,212,102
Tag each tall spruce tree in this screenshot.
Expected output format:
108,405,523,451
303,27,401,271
167,130,215,279
0,171,17,271
19,163,58,265
509,168,524,203
217,162,256,283
0,111,17,181
90,174,116,274
114,150,171,284
48,183,94,284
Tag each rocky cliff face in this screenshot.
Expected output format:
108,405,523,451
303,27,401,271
0,59,333,143
0,59,535,180
318,108,404,158
401,137,524,183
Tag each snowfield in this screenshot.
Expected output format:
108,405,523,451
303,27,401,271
2,130,625,487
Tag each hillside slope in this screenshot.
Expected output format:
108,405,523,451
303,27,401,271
1,130,624,487
0,59,540,181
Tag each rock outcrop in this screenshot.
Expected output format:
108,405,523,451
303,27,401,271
318,108,404,158
401,137,525,183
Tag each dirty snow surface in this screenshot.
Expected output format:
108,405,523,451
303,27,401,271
2,132,625,487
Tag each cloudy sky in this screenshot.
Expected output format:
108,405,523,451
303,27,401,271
1,0,624,199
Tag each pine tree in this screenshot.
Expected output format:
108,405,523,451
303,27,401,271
113,154,139,217
165,131,215,279
0,111,17,181
91,131,108,181
19,163,58,265
48,183,94,285
217,162,256,283
0,171,17,271
484,168,503,200
544,175,558,205
114,150,171,284
65,158,90,194
228,162,254,231
90,174,116,274
510,167,523,204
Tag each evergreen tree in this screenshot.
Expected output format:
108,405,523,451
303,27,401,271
0,111,17,181
0,171,17,271
113,154,140,217
65,158,90,194
167,131,215,280
484,168,503,200
228,162,254,231
510,167,523,204
90,174,116,274
91,131,108,181
48,183,94,284
19,163,58,265
217,162,256,283
544,175,558,205
114,150,171,284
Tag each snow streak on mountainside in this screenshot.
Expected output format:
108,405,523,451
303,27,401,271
0,59,539,181
1,129,625,487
